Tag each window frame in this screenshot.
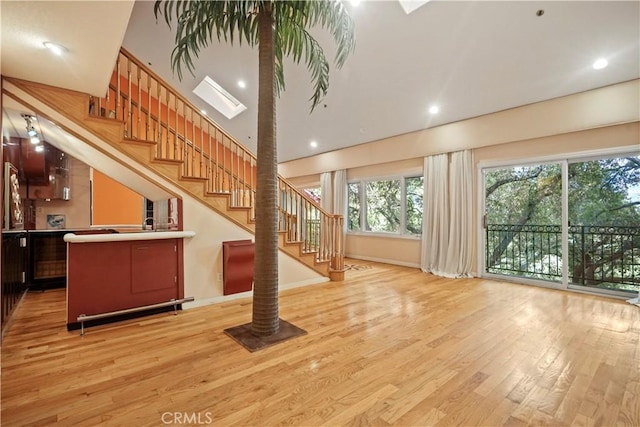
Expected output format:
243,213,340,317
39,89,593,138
348,174,423,238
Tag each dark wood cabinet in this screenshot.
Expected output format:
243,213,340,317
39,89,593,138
3,139,70,200
27,231,68,290
1,231,27,329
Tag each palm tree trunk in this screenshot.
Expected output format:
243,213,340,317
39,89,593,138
252,2,279,336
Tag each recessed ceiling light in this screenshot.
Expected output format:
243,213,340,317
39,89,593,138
238,80,246,89
310,140,318,148
43,41,67,56
201,109,207,115
593,58,608,70
429,105,440,114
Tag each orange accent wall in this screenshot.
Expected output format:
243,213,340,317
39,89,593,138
92,169,143,225
107,73,257,187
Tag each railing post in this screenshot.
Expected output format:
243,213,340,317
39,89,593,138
147,74,152,140
580,226,585,285
126,57,132,138
136,64,142,139
331,215,345,271
116,55,121,121
156,84,162,151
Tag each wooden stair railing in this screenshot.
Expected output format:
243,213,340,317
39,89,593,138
90,48,344,276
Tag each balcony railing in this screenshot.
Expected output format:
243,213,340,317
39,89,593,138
486,223,640,293
89,48,344,272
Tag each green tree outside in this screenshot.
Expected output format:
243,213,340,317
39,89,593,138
485,156,640,292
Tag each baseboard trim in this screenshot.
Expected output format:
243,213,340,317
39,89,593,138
183,277,330,310
345,254,420,269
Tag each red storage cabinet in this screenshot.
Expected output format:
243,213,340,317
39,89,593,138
222,240,254,295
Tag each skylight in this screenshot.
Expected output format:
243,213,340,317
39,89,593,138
193,76,247,120
398,0,431,15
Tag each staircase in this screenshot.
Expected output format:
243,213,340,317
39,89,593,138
5,48,345,280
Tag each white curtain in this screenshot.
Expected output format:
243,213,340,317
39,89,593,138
320,171,333,212
333,169,347,219
333,169,347,255
421,150,474,278
443,150,474,277
421,154,449,275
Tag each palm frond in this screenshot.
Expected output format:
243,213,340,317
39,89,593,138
273,0,355,110
154,0,260,80
155,0,355,109
275,22,330,110
296,0,356,68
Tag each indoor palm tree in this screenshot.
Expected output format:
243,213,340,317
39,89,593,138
154,0,355,337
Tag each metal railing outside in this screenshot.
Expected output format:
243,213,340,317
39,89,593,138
486,223,640,292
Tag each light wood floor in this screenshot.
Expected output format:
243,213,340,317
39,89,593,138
1,261,639,426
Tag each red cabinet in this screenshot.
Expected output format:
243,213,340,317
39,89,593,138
222,240,254,295
66,238,183,326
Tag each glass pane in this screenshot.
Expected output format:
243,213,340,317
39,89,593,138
485,164,562,282
568,156,640,294
366,180,400,233
405,176,424,235
347,183,361,231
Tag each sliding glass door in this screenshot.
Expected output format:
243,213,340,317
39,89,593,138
482,153,640,297
484,163,562,283
567,156,640,295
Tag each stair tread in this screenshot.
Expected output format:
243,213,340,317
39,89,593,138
152,158,183,164
181,176,208,182
285,240,305,245
123,137,156,146
85,115,126,126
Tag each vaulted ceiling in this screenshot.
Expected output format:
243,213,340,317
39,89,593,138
2,1,639,163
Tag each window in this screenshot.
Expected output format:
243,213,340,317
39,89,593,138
405,176,424,235
348,183,361,231
348,176,423,236
303,187,321,204
366,179,401,232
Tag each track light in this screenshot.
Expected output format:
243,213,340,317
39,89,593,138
22,114,41,145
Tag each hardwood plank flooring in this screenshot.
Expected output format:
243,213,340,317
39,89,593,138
1,260,639,426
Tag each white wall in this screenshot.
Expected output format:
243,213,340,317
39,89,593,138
180,195,326,308
280,81,640,269
279,80,640,177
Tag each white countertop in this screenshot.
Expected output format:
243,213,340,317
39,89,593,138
1,229,27,234
63,230,196,243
